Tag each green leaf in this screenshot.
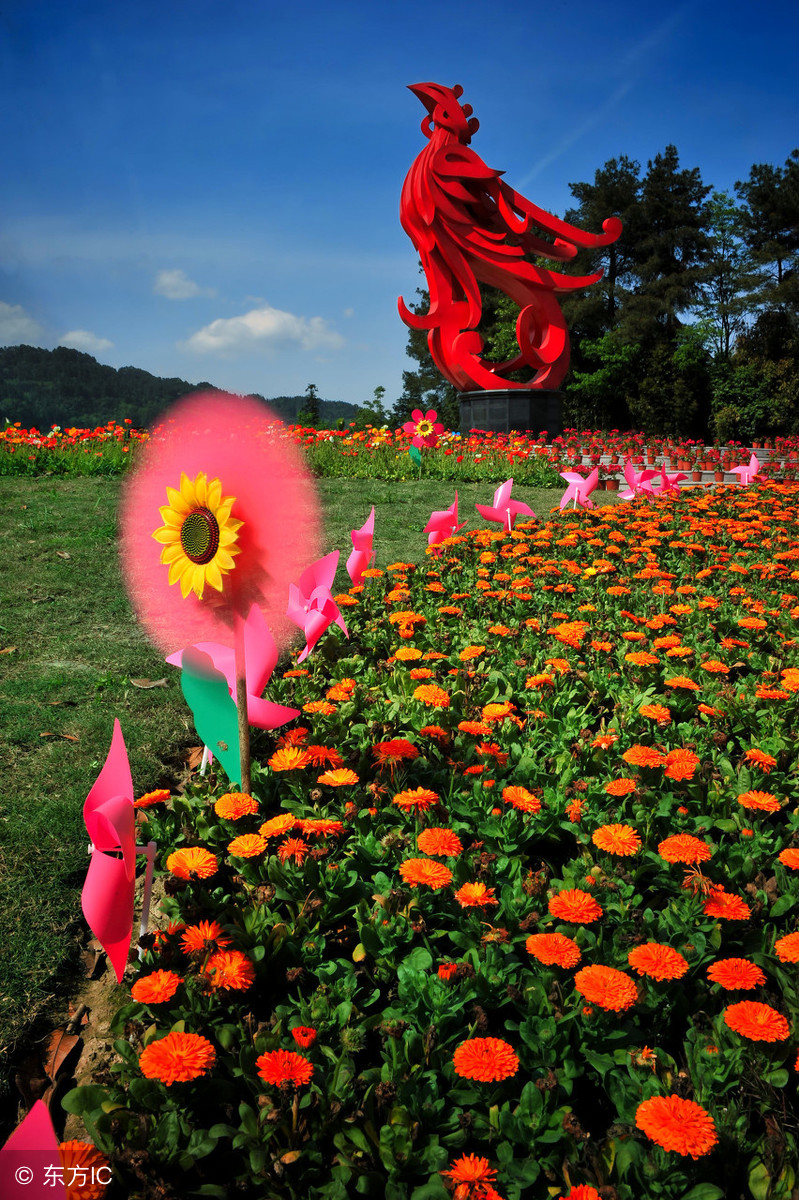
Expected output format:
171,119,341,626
748,1158,771,1200
682,1185,726,1200
770,894,795,918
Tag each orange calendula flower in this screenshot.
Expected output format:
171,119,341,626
458,720,493,736
640,703,671,722
737,790,782,813
421,724,449,742
482,701,515,722
558,1186,602,1200
302,700,337,715
372,739,419,769
166,846,218,880
452,1037,519,1082
702,888,750,920
299,817,344,838
724,1000,790,1041
526,932,581,968
454,882,498,907
214,792,259,819
131,970,182,1004
548,889,603,924
413,683,451,707
775,932,799,963
134,789,170,808
181,920,232,954
440,1152,497,1191
58,1141,111,1200
574,964,637,1011
738,616,767,630
592,824,641,856
625,650,660,667
658,834,712,864
259,813,297,838
139,1031,216,1086
399,857,454,889
744,748,777,772
502,785,541,814
663,748,700,781
417,827,463,857
707,958,766,990
393,787,439,813
302,744,344,768
269,746,311,771
779,848,799,870
635,1095,718,1159
291,1026,317,1048
228,833,267,858
459,645,486,661
278,837,309,864
627,943,688,981
317,768,359,786
394,647,423,661
591,732,618,749
664,675,700,690
204,949,255,991
604,777,637,796
256,1049,313,1087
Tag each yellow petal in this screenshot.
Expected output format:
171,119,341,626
161,543,184,564
191,566,206,599
153,525,179,544
158,506,184,529
169,557,188,586
207,478,222,510
165,485,190,515
179,472,197,506
204,559,224,592
193,473,208,506
179,566,194,598
215,548,236,570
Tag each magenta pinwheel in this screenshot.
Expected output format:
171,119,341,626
619,460,659,501
347,506,375,586
403,408,445,449
559,467,599,511
166,604,300,731
651,467,688,496
287,550,349,664
730,453,762,485
0,1101,67,1199
475,478,536,531
424,492,468,554
82,720,136,982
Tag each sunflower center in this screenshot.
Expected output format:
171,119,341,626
180,508,220,564
417,421,433,436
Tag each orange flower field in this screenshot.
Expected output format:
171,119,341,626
62,479,799,1199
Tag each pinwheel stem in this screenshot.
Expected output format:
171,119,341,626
233,607,251,794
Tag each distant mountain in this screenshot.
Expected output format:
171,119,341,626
0,345,359,430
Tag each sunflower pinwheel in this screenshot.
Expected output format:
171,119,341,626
152,471,242,600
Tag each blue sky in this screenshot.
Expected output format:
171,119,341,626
2,0,798,411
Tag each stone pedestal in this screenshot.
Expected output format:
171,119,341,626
458,389,563,437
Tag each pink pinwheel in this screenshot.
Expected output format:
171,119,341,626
0,1101,67,1199
619,460,659,501
287,550,348,663
346,506,375,585
166,604,300,731
424,491,468,554
730,453,762,485
82,720,135,983
475,478,536,531
650,468,688,496
402,408,445,449
559,467,599,510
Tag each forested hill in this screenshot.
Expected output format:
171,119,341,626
0,346,358,430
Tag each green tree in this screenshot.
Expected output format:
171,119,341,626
735,150,799,312
298,382,320,428
698,191,760,359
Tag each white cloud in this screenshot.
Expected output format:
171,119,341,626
182,303,345,355
58,329,114,354
0,301,45,346
153,268,216,300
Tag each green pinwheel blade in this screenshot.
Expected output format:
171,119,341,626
409,445,422,468
180,649,242,786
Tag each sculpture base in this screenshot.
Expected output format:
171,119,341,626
458,389,563,438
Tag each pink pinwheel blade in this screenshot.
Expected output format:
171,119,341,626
0,1101,67,1199
81,720,135,983
347,507,375,586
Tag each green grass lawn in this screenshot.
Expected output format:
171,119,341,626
1,474,608,1110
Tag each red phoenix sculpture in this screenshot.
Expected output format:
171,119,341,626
398,83,622,392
